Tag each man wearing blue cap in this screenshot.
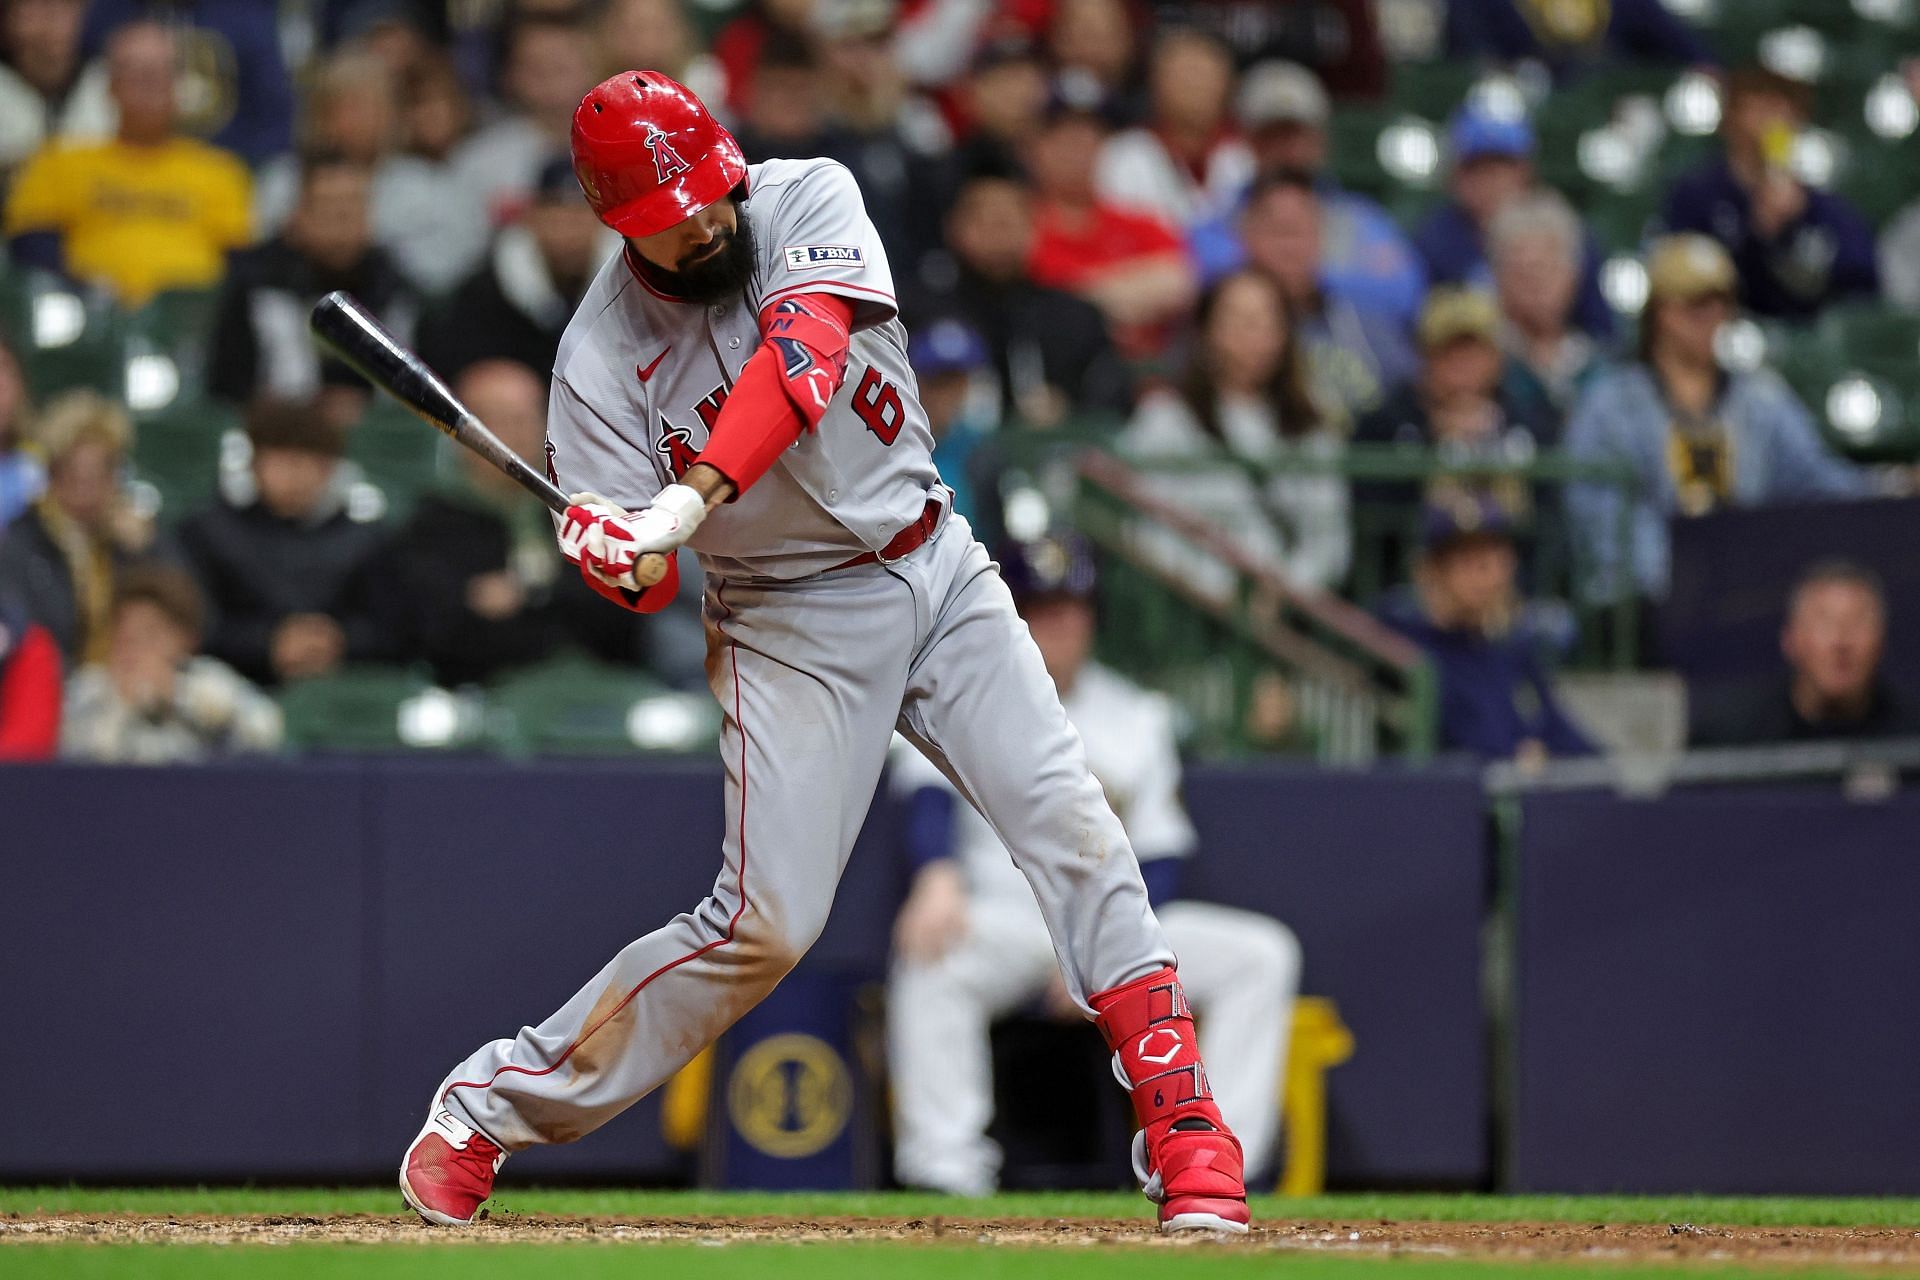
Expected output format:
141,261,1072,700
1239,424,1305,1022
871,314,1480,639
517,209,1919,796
1377,492,1594,764
1413,105,1615,339
908,317,996,537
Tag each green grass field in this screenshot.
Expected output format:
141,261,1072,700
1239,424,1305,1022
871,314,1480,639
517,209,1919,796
7,1186,1920,1226
4,1189,1917,1279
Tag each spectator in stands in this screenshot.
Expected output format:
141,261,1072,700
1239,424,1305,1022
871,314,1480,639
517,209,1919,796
1189,60,1425,325
1239,170,1415,418
208,152,418,426
3,21,252,306
731,32,839,164
80,0,295,166
255,51,400,235
1023,94,1196,359
817,2,954,272
1095,27,1253,229
0,593,61,759
177,401,396,686
0,0,106,175
888,530,1300,1194
379,51,498,295
255,49,491,297
464,10,598,224
893,0,1008,92
946,35,1050,179
0,336,45,530
1047,0,1143,121
912,169,1132,426
60,563,282,764
1413,104,1614,339
1377,494,1594,765
711,0,819,118
1169,0,1386,98
1356,287,1559,583
1661,69,1879,323
328,0,438,80
1691,561,1919,745
391,359,565,687
1360,286,1556,455
412,360,708,686
1445,0,1714,82
909,319,999,537
1125,268,1351,591
1565,235,1873,604
0,391,147,664
1491,191,1605,431
418,156,609,383
598,0,724,103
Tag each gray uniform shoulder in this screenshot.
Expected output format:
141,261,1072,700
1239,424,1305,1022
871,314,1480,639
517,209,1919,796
747,156,862,204
553,249,640,387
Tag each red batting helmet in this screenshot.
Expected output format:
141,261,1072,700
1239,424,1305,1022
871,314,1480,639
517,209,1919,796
571,71,748,239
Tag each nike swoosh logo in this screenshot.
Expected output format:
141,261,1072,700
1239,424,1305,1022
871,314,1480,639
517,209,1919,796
636,348,670,383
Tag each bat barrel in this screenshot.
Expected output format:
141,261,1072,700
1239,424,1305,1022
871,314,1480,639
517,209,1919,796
309,291,573,516
310,291,465,438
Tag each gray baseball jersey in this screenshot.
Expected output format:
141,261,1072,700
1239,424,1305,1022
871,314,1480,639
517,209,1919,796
427,155,1179,1163
545,157,939,580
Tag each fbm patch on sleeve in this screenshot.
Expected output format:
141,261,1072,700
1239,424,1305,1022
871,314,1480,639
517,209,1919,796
783,244,865,270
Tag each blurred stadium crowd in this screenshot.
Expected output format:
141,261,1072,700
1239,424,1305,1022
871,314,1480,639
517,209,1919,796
0,0,1917,764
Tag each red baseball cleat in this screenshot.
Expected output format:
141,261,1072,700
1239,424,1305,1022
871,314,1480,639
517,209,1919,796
1093,966,1250,1234
399,1104,506,1226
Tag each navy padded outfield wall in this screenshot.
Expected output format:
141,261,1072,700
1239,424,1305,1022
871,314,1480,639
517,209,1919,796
1511,786,1920,1196
0,758,1488,1188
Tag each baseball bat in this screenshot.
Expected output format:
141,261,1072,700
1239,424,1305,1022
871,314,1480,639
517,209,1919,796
309,291,668,587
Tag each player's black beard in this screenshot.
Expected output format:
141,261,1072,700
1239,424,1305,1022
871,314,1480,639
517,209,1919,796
645,206,757,305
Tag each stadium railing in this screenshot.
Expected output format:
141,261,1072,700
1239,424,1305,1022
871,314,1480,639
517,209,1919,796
1072,448,1440,764
995,431,1641,762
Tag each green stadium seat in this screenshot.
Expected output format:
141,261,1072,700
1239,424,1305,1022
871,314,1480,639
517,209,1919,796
487,656,714,756
0,270,127,401
277,667,475,752
347,401,447,520
1327,107,1426,199
1386,63,1479,120
128,400,239,519
1817,306,1920,374
1584,196,1659,257
123,288,221,407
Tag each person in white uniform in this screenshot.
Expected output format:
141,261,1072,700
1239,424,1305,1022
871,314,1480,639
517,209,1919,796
888,532,1302,1194
396,71,1253,1234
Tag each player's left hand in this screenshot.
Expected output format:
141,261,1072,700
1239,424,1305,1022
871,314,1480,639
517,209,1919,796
561,484,707,588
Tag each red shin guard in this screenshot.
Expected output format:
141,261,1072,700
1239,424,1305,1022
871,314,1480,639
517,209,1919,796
1090,966,1249,1230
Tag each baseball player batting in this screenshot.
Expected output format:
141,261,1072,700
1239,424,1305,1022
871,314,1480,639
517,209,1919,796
398,72,1250,1234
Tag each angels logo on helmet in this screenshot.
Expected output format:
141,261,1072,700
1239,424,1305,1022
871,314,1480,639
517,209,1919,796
644,123,691,183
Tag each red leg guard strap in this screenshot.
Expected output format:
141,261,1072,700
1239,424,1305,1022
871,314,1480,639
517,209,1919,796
1091,966,1247,1223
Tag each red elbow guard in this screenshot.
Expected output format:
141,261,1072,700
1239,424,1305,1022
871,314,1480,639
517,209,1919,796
761,293,854,428
696,292,857,495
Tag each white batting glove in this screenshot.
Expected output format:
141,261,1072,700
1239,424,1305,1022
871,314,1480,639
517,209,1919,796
559,484,706,589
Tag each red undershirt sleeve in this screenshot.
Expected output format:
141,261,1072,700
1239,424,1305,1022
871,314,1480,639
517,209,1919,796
577,552,681,614
693,292,855,497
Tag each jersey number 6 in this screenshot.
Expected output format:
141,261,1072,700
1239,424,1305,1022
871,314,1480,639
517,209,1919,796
851,366,904,446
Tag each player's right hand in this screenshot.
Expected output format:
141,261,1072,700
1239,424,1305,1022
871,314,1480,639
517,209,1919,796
561,485,705,589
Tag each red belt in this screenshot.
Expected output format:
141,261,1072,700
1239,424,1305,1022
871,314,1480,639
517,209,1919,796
831,497,944,571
